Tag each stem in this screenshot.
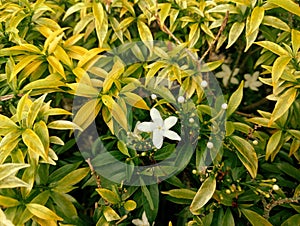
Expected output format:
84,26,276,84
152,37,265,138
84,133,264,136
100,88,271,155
263,197,300,219
86,158,101,188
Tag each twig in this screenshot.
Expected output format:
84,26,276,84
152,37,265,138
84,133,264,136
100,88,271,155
200,11,229,62
241,97,268,112
263,197,300,219
86,158,101,188
0,94,15,101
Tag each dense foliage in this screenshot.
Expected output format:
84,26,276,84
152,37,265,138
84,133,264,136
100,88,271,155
0,0,300,225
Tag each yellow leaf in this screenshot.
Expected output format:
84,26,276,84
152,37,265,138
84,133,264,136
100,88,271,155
47,56,66,79
53,45,73,68
262,16,290,32
77,48,107,68
266,130,282,160
26,203,63,221
102,61,124,93
245,17,259,52
10,55,40,82
103,206,121,222
47,120,82,131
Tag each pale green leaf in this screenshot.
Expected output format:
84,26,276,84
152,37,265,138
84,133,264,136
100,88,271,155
26,203,63,221
96,188,121,204
227,81,244,118
190,176,216,214
241,208,272,226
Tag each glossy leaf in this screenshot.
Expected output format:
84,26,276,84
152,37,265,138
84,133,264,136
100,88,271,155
240,208,272,226
190,176,216,215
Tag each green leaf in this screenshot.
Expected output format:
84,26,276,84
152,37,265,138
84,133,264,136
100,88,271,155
281,214,300,226
26,203,63,221
269,88,297,125
292,29,300,54
266,130,282,160
190,176,216,215
96,188,121,204
227,81,244,118
141,185,154,210
229,135,258,178
226,22,245,49
161,189,196,200
117,140,130,157
240,208,272,226
103,206,121,222
50,191,77,219
222,208,235,226
137,19,153,51
276,162,300,182
268,0,300,17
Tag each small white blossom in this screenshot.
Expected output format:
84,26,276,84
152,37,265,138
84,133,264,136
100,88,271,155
137,108,181,149
207,142,214,149
221,103,228,110
215,64,239,87
151,94,157,100
201,80,208,88
272,184,280,191
132,211,151,226
244,71,262,91
189,118,195,123
177,96,185,103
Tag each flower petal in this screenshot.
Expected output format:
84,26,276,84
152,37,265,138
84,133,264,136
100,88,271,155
163,130,181,141
150,108,163,125
132,219,144,226
142,211,150,225
137,122,154,132
152,129,164,149
164,116,178,129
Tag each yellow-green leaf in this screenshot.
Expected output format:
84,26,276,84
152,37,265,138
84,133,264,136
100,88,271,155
255,41,289,56
96,188,120,204
292,29,300,54
137,19,153,50
227,22,245,49
0,195,20,208
47,55,66,79
123,92,149,110
162,189,196,200
262,16,290,32
272,55,291,84
229,135,258,178
247,6,264,36
190,176,216,215
268,0,300,17
269,88,297,125
227,81,244,118
26,203,63,221
266,130,282,160
55,167,89,188
124,200,137,211
47,120,82,131
10,55,40,82
103,206,121,222
26,94,46,128
241,208,272,226
0,163,29,181
22,129,47,160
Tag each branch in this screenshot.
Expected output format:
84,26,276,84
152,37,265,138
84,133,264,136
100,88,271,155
263,197,300,219
86,158,101,188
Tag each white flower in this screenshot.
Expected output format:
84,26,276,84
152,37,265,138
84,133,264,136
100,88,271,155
215,64,239,87
137,108,181,149
132,211,151,226
221,103,228,110
244,71,262,91
177,96,185,103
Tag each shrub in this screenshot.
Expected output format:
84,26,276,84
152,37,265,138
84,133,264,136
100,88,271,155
0,0,299,225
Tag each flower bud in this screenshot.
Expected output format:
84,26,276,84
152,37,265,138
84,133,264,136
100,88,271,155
207,142,214,149
221,103,228,110
253,140,258,145
177,96,185,103
151,94,157,99
272,184,280,191
201,80,208,88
